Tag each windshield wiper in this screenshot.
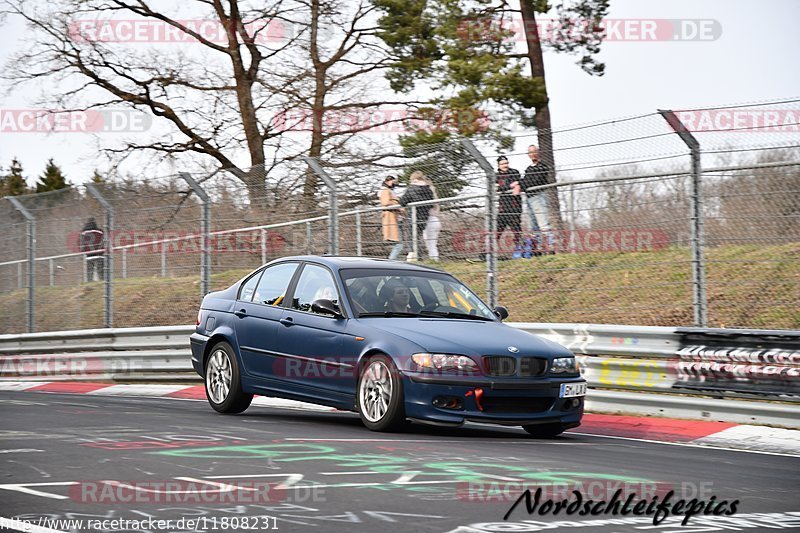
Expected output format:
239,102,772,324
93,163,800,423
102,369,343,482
418,311,494,321
358,311,420,318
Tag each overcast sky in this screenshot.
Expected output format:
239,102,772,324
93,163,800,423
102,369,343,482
1,0,798,184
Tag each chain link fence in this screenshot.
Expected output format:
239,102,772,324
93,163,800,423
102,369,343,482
2,99,798,333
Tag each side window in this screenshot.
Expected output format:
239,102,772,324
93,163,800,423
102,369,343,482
291,264,338,314
252,263,298,306
238,270,262,302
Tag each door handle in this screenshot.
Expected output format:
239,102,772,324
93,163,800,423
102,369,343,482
234,309,247,318
279,317,294,327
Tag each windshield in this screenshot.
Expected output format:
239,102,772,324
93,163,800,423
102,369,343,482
341,269,496,320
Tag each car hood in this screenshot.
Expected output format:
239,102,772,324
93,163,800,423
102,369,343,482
361,318,572,358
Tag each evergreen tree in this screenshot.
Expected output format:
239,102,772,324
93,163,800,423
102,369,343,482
374,0,610,214
90,169,106,184
35,158,69,193
5,158,28,196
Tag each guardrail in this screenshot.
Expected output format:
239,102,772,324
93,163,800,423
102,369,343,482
1,323,798,427
514,323,800,399
0,325,196,382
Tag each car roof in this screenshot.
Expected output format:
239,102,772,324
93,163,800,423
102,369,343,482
268,255,445,273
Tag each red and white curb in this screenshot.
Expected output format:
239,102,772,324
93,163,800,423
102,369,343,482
1,381,797,455
575,413,800,456
0,381,337,412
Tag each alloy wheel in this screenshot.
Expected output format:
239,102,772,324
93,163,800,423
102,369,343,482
359,360,393,422
206,349,232,404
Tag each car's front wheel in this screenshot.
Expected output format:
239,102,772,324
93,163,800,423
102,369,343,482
205,341,253,414
357,355,405,432
521,422,567,438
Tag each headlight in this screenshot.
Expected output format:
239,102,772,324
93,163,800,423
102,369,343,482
550,356,580,374
411,353,479,373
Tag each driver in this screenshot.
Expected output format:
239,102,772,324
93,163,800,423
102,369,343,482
381,279,411,313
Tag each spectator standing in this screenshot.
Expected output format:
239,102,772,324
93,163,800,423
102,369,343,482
398,171,434,260
514,145,555,253
379,176,404,260
421,175,441,261
495,155,523,254
79,217,105,282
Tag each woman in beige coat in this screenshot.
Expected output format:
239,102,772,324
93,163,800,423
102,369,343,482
379,176,404,259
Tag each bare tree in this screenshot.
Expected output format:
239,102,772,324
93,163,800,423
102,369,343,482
2,1,301,205
257,0,428,208
1,0,418,212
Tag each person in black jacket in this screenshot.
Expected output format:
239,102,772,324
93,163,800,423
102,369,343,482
496,155,523,252
399,171,434,250
79,217,105,282
513,145,555,252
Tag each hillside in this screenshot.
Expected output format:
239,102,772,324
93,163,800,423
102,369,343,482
1,243,797,334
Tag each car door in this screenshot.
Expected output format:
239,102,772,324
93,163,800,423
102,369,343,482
272,263,360,399
233,262,299,382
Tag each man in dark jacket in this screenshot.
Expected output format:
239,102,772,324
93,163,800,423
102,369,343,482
496,155,523,252
513,145,555,252
79,217,105,282
399,171,434,241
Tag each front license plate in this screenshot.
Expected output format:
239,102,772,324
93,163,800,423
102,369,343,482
559,382,587,398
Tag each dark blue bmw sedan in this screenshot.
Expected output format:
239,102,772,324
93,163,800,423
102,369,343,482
190,256,586,435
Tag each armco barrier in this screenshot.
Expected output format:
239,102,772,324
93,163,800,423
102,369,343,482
675,327,800,396
1,323,798,427
584,390,799,428
0,326,196,382
517,323,800,399
509,323,681,358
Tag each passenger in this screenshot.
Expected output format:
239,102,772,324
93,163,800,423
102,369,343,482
314,285,337,302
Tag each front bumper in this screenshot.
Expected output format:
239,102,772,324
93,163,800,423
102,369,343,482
401,371,586,427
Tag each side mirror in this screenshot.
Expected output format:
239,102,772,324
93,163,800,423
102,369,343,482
311,298,343,318
493,306,509,321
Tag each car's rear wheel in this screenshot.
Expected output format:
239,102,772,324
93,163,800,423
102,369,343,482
357,355,405,432
521,422,567,438
205,342,253,414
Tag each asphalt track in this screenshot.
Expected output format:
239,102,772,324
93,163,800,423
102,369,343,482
1,391,798,533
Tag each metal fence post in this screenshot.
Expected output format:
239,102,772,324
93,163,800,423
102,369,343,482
303,157,339,255
8,197,35,332
355,209,363,257
86,183,114,328
569,184,576,233
306,222,313,254
260,229,268,264
461,139,498,308
411,205,418,259
180,173,211,299
659,110,708,327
